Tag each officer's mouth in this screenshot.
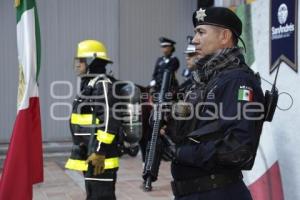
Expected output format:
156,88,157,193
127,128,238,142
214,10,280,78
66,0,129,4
195,48,203,55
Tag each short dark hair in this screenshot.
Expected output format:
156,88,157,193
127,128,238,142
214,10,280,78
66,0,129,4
171,46,175,53
212,26,238,46
232,34,239,46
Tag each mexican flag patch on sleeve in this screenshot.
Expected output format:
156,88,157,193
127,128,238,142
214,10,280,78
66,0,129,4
238,86,253,102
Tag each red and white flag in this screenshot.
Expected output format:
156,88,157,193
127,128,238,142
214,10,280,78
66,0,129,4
243,124,284,200
0,0,43,199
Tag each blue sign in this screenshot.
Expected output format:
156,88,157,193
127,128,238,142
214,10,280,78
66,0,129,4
270,0,298,73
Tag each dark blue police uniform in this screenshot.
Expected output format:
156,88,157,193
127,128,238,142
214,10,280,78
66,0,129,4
150,37,180,95
151,56,179,93
165,7,266,199
170,49,264,200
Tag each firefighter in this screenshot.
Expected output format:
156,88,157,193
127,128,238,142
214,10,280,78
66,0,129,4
65,39,121,200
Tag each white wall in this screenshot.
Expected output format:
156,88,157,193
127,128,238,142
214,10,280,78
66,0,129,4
251,0,300,199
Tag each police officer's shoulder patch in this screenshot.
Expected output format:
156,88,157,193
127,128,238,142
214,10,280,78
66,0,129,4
237,85,253,102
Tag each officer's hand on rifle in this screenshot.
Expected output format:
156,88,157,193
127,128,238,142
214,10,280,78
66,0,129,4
86,153,106,176
160,125,167,135
161,134,177,162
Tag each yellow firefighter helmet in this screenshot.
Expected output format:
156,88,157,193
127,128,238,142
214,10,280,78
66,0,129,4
76,40,112,63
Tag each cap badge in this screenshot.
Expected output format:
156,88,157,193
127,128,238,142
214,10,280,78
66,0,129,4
196,8,207,22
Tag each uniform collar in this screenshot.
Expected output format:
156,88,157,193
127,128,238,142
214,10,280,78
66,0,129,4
192,47,245,84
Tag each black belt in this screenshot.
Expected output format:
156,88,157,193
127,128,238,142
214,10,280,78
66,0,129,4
171,173,243,197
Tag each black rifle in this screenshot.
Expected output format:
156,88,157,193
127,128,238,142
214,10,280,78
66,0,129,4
143,69,172,191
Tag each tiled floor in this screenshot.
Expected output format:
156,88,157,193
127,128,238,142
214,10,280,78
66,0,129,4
31,154,173,200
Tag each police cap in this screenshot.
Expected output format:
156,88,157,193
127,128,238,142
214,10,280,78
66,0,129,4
159,37,176,47
193,7,242,37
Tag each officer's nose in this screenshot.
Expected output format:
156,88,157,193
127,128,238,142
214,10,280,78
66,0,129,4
192,33,200,46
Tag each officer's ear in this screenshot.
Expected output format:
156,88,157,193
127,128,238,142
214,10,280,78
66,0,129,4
220,29,234,47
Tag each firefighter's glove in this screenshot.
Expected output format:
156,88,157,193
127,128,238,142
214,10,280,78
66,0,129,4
86,153,106,176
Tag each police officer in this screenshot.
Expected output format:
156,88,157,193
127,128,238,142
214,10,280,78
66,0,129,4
65,40,121,200
149,37,180,99
178,36,196,95
164,7,265,200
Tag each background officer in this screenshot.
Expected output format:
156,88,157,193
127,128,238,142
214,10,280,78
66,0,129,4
165,7,265,200
149,37,180,100
65,39,121,200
